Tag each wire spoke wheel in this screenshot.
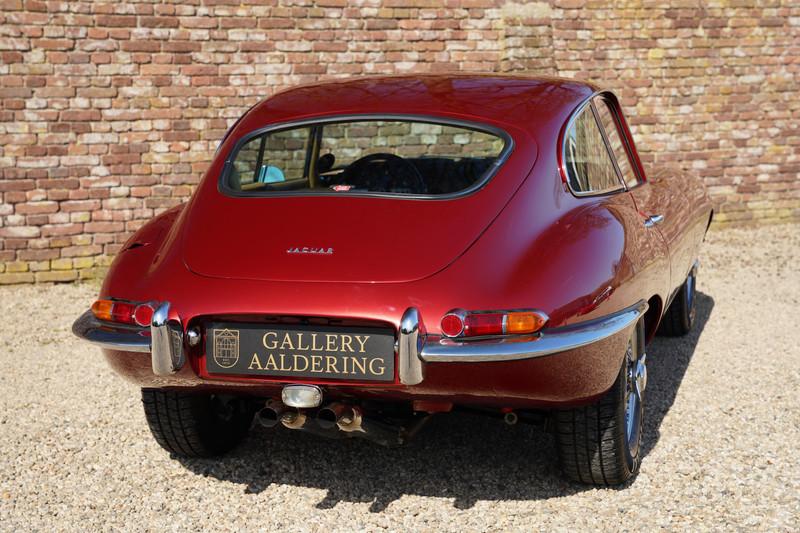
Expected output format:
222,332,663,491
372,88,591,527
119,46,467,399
686,267,697,324
624,337,646,457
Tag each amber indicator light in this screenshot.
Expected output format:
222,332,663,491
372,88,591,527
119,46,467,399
91,299,155,327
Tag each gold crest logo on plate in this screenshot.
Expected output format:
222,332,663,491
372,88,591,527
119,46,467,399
213,329,240,368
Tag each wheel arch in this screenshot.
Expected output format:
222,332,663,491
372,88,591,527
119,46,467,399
643,295,663,345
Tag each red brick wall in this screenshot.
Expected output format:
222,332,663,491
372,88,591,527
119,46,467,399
1,1,798,284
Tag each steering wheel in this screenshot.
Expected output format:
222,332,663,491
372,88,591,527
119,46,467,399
339,152,427,194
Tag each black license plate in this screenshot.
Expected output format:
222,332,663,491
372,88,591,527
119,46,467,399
205,323,395,382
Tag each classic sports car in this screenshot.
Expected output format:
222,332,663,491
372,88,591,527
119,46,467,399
73,75,712,485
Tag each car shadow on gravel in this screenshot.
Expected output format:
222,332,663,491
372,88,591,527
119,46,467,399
177,292,713,511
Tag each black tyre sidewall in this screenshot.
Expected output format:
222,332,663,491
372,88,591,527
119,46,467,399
142,390,255,457
657,266,697,337
553,319,645,485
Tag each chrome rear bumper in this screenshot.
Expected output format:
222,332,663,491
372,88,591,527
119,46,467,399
72,310,150,353
397,300,647,385
73,300,647,385
72,302,184,376
420,300,647,362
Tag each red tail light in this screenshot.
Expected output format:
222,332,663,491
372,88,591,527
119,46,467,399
440,310,466,337
440,309,548,338
92,299,155,327
132,303,155,326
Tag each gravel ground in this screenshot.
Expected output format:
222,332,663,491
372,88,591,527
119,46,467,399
1,224,799,531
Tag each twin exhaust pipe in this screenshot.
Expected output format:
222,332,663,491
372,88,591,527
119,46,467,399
315,402,363,432
257,400,400,445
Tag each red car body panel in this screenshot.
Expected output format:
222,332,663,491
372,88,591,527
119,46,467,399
87,75,712,410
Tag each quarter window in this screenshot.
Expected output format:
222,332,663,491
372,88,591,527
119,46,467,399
564,106,624,195
593,97,640,189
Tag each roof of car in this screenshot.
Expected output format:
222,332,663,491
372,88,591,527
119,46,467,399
238,75,597,137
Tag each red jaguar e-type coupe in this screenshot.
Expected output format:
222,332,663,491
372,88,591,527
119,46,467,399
73,75,712,485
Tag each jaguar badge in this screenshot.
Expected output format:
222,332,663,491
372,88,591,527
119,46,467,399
286,247,334,255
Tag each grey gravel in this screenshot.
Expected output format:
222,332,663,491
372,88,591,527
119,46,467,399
1,224,799,531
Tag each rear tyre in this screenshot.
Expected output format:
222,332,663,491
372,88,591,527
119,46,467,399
658,263,697,337
141,389,254,457
553,319,646,486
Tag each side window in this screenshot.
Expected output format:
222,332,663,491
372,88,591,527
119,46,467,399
593,96,640,189
564,105,624,195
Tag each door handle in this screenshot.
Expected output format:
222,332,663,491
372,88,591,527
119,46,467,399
644,214,664,228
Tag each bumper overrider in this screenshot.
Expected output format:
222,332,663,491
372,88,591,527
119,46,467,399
72,300,648,385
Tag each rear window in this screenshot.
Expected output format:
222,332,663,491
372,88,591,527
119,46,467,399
223,119,508,197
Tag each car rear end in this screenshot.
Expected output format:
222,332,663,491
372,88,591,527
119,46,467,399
72,97,645,482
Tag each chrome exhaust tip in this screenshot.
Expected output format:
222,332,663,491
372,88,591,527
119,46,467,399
336,406,363,433
280,409,307,430
256,399,287,428
316,402,351,430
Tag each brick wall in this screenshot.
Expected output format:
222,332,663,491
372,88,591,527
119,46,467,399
1,1,798,284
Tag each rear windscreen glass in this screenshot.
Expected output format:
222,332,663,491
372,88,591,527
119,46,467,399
224,119,508,197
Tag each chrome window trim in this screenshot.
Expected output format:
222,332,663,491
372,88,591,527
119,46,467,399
217,113,515,201
592,94,645,187
589,100,628,190
560,91,627,198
